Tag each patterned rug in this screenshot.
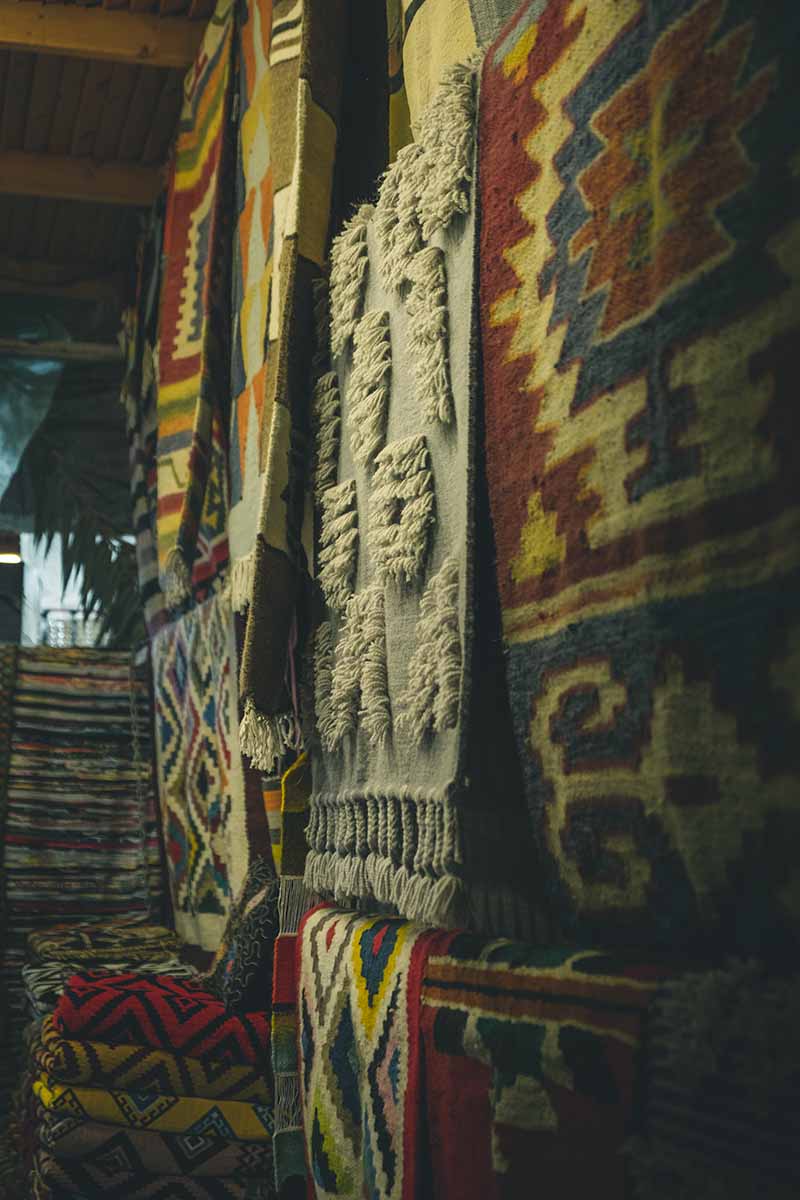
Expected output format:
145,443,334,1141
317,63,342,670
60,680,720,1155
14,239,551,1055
152,591,248,953
37,1014,269,1104
23,960,195,1023
123,198,169,642
420,937,671,1199
40,1113,272,1178
629,962,800,1199
304,57,513,929
157,0,235,607
480,0,800,954
237,0,345,773
32,1150,270,1200
298,906,450,1200
28,925,180,967
53,972,270,1068
33,1077,273,1140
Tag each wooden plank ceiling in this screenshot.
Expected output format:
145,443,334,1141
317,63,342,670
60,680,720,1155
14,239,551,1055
0,0,210,323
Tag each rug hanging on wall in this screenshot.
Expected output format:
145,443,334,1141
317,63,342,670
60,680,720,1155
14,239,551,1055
480,0,800,954
152,591,249,953
156,0,235,607
236,0,350,774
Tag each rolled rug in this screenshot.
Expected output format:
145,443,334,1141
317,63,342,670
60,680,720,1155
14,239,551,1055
40,1112,272,1178
33,1148,271,1199
27,925,180,967
33,1076,273,1141
37,1016,270,1104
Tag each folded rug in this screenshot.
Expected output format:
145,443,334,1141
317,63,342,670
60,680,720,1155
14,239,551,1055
37,1015,269,1104
156,0,236,606
298,905,451,1200
479,0,800,954
40,1112,272,1178
23,959,195,1022
628,962,800,1200
27,925,181,967
33,1076,272,1141
33,1149,270,1199
53,973,270,1068
152,591,249,954
419,937,671,1200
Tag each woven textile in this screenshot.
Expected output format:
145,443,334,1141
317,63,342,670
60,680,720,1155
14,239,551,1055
305,60,493,928
33,1076,272,1140
480,0,800,954
23,960,195,1023
28,925,180,967
298,906,448,1200
152,591,248,953
40,1113,272,1179
270,754,314,1199
420,937,669,1199
32,1150,269,1200
629,963,800,1199
123,200,169,641
157,0,235,606
53,972,270,1068
237,0,347,774
0,650,162,1122
37,1015,269,1103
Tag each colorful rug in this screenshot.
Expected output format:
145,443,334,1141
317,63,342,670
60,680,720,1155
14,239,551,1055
53,972,270,1068
37,1014,269,1104
270,754,315,1199
28,925,180,967
0,650,162,1129
298,906,450,1200
40,1113,272,1178
32,1150,270,1200
479,0,800,954
305,58,492,928
157,0,235,607
420,937,670,1199
123,198,169,642
152,590,248,953
629,961,800,1199
237,0,346,773
23,960,195,1023
33,1077,272,1140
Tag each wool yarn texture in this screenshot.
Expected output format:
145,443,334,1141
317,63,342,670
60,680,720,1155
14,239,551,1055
479,0,800,954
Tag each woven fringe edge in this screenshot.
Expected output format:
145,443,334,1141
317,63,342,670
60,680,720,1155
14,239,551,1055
278,875,316,934
304,849,465,928
273,1072,303,1138
226,551,255,613
239,699,293,772
162,548,191,609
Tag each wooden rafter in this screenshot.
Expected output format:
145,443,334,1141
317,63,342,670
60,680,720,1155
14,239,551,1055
0,2,204,68
0,337,123,363
0,150,161,205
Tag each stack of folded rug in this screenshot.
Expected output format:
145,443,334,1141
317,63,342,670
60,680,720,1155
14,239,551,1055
28,860,279,1199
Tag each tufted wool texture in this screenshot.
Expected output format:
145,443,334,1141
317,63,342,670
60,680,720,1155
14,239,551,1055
480,0,800,955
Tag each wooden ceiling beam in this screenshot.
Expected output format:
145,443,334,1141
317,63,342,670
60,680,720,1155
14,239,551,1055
0,150,161,205
0,337,123,363
0,2,204,68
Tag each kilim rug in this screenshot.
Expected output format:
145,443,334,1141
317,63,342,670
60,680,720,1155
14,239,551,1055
123,198,169,642
480,0,800,954
628,962,800,1199
270,754,315,1199
40,1113,272,1178
28,925,180,967
32,1150,271,1200
237,0,348,773
33,1077,273,1140
36,1014,269,1104
419,937,672,1200
191,403,231,605
297,906,451,1200
157,0,235,607
152,590,248,953
304,58,531,931
23,960,195,1023
53,972,270,1068
0,650,162,1129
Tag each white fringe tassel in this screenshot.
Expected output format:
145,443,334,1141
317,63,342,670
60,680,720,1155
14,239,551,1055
317,480,358,612
227,551,255,613
239,698,294,772
312,372,341,499
416,59,479,241
329,203,373,359
370,434,435,585
349,310,392,469
398,557,461,743
162,548,191,609
406,245,454,425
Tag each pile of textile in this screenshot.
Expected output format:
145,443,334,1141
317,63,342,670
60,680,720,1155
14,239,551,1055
23,898,276,1200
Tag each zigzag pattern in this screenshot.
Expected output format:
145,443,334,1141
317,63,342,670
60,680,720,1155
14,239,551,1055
53,973,270,1068
33,1149,268,1200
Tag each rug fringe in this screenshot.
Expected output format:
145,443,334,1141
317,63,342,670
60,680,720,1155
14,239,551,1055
227,552,255,613
407,245,454,425
348,309,392,468
239,699,295,772
278,876,316,934
329,203,373,358
162,549,191,609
